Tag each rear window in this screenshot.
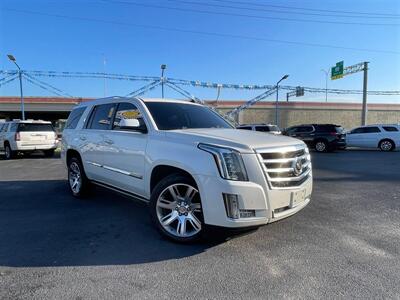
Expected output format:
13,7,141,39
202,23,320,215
383,126,399,132
17,123,54,132
65,107,86,130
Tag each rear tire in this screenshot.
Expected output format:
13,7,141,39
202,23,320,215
314,140,328,153
44,149,55,157
4,144,15,160
379,139,395,152
150,174,204,243
68,156,90,197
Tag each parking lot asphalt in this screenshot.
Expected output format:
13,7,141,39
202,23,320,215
0,150,399,299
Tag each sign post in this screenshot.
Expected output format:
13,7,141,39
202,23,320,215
361,62,369,125
330,61,369,125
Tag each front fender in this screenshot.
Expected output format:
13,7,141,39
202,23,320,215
144,137,220,196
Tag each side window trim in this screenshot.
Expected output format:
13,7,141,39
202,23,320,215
85,106,97,129
85,104,116,131
111,102,148,132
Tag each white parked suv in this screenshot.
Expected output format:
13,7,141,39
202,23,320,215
346,124,400,151
237,123,282,134
0,120,58,159
61,97,312,242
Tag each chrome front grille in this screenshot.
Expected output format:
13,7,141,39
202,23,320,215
257,145,312,189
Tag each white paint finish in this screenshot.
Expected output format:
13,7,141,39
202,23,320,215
62,97,313,229
346,124,400,149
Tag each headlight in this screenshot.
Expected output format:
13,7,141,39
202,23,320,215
198,143,248,181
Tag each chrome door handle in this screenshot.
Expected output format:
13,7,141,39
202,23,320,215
104,139,114,145
79,136,87,141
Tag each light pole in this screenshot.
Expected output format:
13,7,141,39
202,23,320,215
321,69,328,102
7,54,25,120
161,64,166,98
275,74,289,127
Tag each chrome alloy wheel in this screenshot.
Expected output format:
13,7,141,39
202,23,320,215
5,146,11,159
315,141,326,152
156,183,202,238
380,140,392,151
69,161,82,194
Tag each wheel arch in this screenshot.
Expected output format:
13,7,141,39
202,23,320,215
66,148,82,165
149,164,198,195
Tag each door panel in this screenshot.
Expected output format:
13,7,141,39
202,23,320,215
97,102,148,197
101,131,147,196
80,103,117,182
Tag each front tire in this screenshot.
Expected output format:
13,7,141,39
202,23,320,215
379,139,395,152
150,174,204,243
68,157,90,197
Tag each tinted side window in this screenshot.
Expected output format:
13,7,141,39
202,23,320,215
113,102,145,130
285,127,297,135
316,125,334,132
2,124,9,132
383,126,399,132
10,123,18,132
65,107,86,130
351,127,366,134
237,126,252,130
352,127,380,134
87,104,116,130
296,126,314,133
255,126,270,132
365,127,381,133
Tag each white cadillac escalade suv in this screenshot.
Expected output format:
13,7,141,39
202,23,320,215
62,97,312,242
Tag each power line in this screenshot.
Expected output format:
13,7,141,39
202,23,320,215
209,0,400,17
3,69,399,96
164,0,400,19
23,73,73,97
3,8,399,54
101,0,400,27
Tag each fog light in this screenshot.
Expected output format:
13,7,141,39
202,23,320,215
239,209,256,218
223,193,240,219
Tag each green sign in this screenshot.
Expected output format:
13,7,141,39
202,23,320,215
331,61,344,80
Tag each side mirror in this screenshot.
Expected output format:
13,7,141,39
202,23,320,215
119,118,147,133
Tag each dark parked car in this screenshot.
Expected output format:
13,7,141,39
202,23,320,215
283,124,346,152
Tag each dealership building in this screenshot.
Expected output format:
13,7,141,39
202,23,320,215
0,96,399,130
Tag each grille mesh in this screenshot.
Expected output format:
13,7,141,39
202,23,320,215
257,146,311,189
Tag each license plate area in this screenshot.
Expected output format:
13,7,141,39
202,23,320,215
30,135,46,141
290,188,306,208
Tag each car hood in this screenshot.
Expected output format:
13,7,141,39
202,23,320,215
164,128,305,153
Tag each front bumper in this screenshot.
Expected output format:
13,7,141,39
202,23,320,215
195,174,312,228
331,139,346,148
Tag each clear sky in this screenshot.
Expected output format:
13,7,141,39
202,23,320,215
0,0,399,103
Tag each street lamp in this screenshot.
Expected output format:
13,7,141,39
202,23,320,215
321,69,328,102
275,74,289,127
161,64,167,98
7,54,25,120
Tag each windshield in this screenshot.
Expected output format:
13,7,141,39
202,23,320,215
145,102,233,130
